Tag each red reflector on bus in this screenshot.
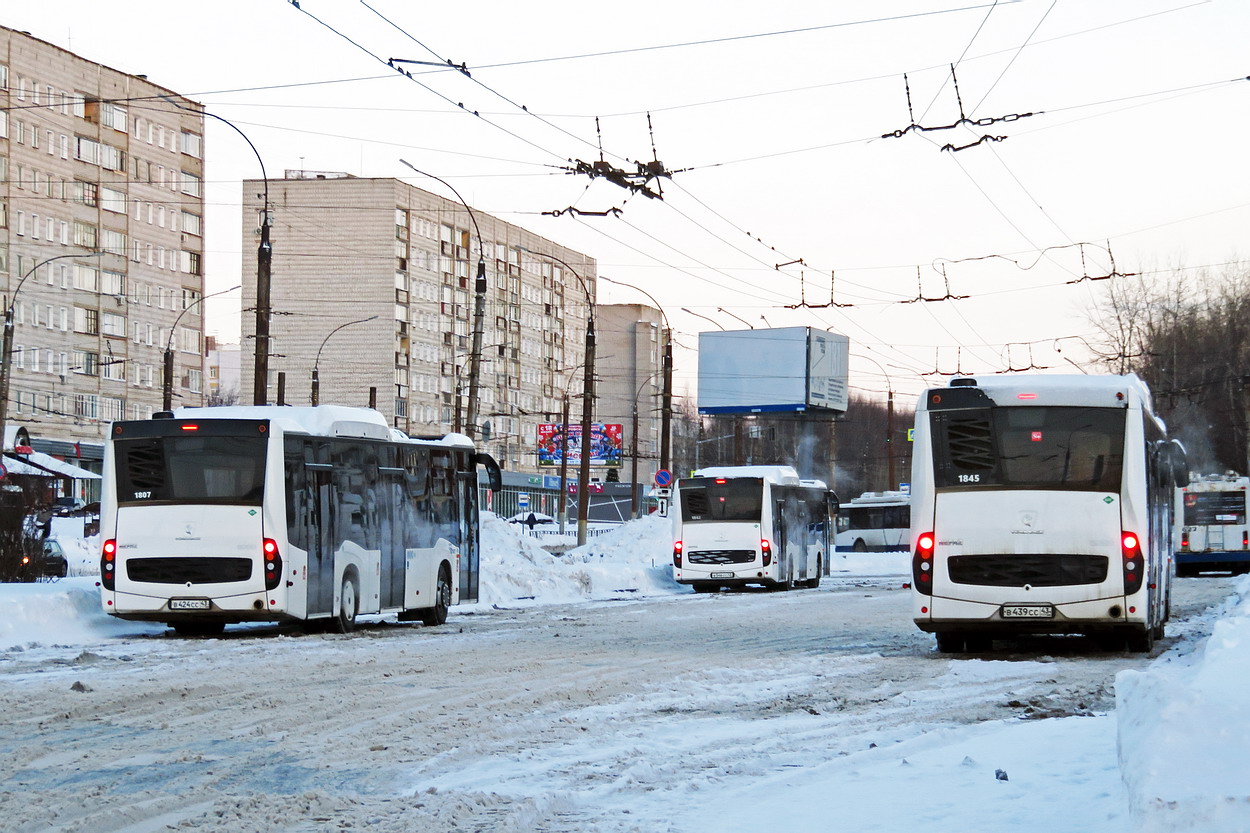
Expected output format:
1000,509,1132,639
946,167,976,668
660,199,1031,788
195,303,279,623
714,478,726,484
181,424,199,431
1017,393,1037,400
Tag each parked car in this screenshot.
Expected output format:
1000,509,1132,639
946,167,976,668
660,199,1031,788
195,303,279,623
40,539,68,578
53,497,86,516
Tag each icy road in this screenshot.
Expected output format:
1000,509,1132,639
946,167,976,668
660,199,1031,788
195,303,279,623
0,574,1238,833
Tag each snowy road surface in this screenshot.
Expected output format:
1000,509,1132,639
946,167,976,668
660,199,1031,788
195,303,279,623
0,573,1238,833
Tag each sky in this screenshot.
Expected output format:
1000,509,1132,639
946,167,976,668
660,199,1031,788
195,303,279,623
6,0,1249,404
7,514,1250,830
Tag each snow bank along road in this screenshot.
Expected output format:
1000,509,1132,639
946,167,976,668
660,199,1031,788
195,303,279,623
0,575,1236,833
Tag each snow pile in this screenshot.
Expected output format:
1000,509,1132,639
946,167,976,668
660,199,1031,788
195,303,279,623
476,512,681,607
0,577,163,650
1116,573,1250,831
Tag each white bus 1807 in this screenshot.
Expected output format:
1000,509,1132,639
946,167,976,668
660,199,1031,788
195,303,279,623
672,466,838,592
99,406,501,636
1175,472,1250,576
835,491,911,552
908,375,1186,653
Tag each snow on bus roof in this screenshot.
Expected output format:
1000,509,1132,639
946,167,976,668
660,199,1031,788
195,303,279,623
169,405,474,448
690,465,801,485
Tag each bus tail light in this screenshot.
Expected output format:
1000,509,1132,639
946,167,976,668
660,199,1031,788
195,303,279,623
1180,531,1189,551
761,539,772,567
263,538,283,591
912,532,935,596
1122,531,1145,595
673,540,683,568
1244,531,1248,549
101,539,117,591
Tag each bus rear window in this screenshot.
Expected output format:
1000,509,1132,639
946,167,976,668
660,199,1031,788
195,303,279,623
115,436,267,505
679,478,763,522
931,406,1125,492
1183,492,1247,525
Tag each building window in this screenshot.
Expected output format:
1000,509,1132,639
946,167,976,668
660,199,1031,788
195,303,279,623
74,308,100,335
180,130,202,158
181,212,202,236
72,351,100,376
180,171,202,197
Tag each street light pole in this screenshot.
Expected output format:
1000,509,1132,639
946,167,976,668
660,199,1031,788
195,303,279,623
526,249,595,546
160,96,272,406
399,159,488,439
716,307,754,329
0,251,103,448
311,316,379,406
162,285,242,411
600,275,673,474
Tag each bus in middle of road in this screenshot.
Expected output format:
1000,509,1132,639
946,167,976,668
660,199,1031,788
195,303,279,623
672,465,838,592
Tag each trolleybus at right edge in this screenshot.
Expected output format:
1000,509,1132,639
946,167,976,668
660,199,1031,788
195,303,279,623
1175,472,1250,576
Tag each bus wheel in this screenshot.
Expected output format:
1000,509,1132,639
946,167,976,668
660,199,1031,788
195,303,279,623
935,632,965,653
1126,625,1154,653
331,573,359,634
807,557,822,589
852,539,867,553
693,584,718,593
421,565,451,626
1176,565,1195,578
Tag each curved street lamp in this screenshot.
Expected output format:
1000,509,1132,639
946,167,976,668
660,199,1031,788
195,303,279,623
160,95,272,405
162,285,242,410
399,159,488,440
681,307,725,331
0,251,104,449
524,249,595,547
716,307,754,329
311,316,380,406
855,352,897,490
600,275,673,475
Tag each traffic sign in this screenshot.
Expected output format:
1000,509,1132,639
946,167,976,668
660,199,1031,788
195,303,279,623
517,493,530,509
653,469,673,487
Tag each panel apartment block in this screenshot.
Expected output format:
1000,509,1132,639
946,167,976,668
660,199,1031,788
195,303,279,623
0,25,206,440
240,173,595,472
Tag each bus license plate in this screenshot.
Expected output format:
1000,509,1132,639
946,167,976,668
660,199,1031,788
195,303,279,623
1001,604,1054,619
710,572,734,579
169,598,210,611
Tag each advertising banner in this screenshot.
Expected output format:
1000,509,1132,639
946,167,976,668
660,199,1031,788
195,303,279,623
537,423,623,467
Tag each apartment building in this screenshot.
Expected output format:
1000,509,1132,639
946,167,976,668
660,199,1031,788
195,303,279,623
240,172,595,472
0,25,207,439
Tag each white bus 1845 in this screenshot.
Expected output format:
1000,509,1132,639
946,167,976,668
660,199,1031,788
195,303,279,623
835,491,911,552
1175,472,1250,576
672,466,838,592
99,406,501,636
909,375,1186,653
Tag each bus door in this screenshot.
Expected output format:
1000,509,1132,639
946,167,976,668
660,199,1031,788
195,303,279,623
305,454,336,617
774,499,788,582
457,466,478,603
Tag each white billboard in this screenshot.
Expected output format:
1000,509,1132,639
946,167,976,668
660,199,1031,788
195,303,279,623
697,327,849,415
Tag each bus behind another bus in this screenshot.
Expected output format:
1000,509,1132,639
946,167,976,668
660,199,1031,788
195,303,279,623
1175,472,1250,576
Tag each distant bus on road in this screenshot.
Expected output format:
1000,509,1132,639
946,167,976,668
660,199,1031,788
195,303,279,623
672,466,838,592
1175,473,1250,576
908,375,1187,653
100,406,500,636
835,491,911,552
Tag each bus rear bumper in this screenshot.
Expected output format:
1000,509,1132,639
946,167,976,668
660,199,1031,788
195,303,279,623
104,588,283,624
914,594,1142,634
1176,551,1250,574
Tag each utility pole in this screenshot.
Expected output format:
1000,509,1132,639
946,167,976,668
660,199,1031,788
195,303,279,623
254,207,272,405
